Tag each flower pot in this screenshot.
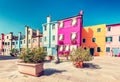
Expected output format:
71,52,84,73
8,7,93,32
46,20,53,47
47,56,53,60
73,61,83,68
17,62,44,77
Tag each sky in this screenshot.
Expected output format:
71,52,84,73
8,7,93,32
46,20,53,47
0,0,120,35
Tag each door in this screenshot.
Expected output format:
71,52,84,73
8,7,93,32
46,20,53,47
90,48,94,56
52,48,57,56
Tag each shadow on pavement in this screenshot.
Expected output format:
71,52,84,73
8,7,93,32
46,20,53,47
83,63,101,69
43,68,66,76
0,55,18,60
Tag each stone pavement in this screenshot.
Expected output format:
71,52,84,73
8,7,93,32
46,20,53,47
0,55,120,82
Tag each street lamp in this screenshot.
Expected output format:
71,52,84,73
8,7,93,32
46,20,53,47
55,45,60,63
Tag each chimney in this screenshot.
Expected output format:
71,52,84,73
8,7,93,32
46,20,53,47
79,10,83,15
47,15,51,23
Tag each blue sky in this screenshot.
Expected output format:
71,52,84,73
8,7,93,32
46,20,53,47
0,0,120,35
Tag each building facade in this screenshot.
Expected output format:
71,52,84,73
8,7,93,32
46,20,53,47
0,32,18,55
25,26,43,49
82,24,106,56
0,33,4,55
58,11,83,56
42,16,58,56
106,24,120,56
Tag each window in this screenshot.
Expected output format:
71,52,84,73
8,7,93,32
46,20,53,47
82,38,86,43
40,38,42,42
16,42,18,44
24,40,25,44
59,45,63,51
52,35,55,41
71,32,77,40
97,47,101,52
20,41,22,44
28,31,30,34
52,24,55,29
28,39,30,43
59,34,64,40
33,39,35,43
92,38,96,42
97,28,101,32
106,47,110,52
44,37,47,42
59,21,64,28
84,47,86,50
5,42,7,45
2,42,4,45
119,36,120,41
33,32,36,36
12,42,15,45
2,49,4,52
71,18,77,26
106,37,112,42
7,36,9,39
107,27,111,31
65,45,69,51
44,25,47,31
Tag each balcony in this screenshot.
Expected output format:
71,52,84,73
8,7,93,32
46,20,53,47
58,40,64,45
71,39,77,44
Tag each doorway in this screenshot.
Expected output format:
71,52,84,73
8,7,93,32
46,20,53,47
90,48,94,56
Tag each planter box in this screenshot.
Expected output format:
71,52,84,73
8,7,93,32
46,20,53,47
17,62,44,77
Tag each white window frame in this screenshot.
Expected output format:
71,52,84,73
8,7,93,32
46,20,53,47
52,24,55,29
59,21,64,28
59,34,63,40
65,45,69,51
71,32,77,40
59,45,63,51
71,18,77,26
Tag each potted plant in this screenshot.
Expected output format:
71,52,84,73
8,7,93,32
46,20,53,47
70,46,92,68
10,48,19,57
17,47,46,77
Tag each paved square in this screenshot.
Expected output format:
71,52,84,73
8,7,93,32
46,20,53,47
0,55,120,82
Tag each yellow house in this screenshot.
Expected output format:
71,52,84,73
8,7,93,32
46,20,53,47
82,24,106,56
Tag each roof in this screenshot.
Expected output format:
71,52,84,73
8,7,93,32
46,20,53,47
57,15,81,21
107,23,120,27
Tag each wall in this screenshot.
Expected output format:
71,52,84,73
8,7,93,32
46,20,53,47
82,24,106,56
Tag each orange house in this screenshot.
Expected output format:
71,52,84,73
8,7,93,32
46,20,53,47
82,24,106,56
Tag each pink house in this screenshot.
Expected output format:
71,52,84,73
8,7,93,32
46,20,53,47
58,11,83,56
0,33,4,55
106,24,120,56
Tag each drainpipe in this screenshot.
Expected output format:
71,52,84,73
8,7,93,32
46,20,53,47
79,10,83,46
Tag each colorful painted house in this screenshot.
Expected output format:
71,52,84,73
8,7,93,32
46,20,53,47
0,33,4,55
82,24,106,56
15,32,25,52
106,24,120,56
42,16,58,56
57,11,83,56
25,26,42,49
0,32,18,55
